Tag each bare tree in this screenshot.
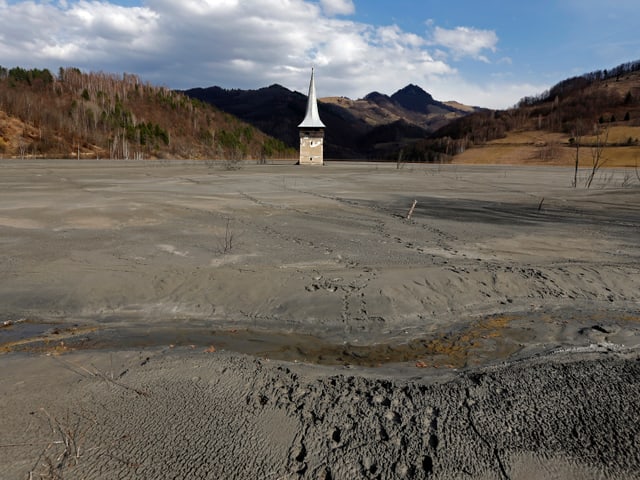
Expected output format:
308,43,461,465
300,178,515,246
571,119,582,188
396,149,405,170
216,217,235,254
585,124,609,189
18,138,27,159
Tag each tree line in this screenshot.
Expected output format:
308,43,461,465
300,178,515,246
518,60,640,107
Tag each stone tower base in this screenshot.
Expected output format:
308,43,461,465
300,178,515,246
299,128,324,165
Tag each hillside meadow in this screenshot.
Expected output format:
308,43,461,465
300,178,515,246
453,127,640,168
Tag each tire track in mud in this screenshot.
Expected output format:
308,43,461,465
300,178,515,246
236,189,389,333
304,263,380,331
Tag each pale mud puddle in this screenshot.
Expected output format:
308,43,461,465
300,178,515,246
3,311,639,368
0,319,59,343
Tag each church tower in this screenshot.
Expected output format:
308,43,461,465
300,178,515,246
298,68,325,165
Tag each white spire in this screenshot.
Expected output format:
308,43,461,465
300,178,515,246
298,68,325,128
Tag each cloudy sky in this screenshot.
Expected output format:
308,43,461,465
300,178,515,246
1,0,638,109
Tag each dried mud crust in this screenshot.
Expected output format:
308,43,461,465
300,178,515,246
6,350,639,480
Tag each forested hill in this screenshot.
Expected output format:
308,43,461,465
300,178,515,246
402,60,640,163
0,67,293,160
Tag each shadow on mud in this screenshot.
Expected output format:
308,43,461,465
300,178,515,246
367,193,640,228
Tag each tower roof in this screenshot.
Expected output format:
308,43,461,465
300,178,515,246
298,68,325,129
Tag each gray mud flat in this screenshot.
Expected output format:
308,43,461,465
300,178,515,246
1,160,639,478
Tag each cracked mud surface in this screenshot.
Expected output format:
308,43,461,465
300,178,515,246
1,160,640,478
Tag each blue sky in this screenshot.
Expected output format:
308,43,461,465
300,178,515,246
1,0,639,108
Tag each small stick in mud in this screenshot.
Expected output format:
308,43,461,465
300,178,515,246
407,199,418,220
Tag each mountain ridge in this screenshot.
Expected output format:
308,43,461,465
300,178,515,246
185,83,478,158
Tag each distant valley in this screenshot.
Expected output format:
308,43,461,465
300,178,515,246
1,61,639,166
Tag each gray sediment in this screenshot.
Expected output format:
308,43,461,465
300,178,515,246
1,161,639,479
3,348,638,479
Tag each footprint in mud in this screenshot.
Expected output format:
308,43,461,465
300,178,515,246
289,442,307,474
331,427,341,445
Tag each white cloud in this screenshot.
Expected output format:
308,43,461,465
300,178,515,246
439,79,548,110
320,0,355,16
431,26,498,60
0,0,160,65
0,0,525,108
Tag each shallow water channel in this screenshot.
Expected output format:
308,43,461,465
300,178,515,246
3,310,638,368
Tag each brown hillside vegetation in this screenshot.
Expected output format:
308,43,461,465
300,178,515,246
0,67,294,160
0,110,39,154
410,60,640,167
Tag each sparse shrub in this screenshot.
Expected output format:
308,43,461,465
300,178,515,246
222,148,243,170
217,217,235,254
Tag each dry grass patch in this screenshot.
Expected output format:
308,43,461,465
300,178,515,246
582,146,640,168
453,128,640,167
488,130,566,145
582,125,640,145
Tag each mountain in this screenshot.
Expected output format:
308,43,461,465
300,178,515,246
0,66,294,160
184,84,477,159
390,84,458,115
